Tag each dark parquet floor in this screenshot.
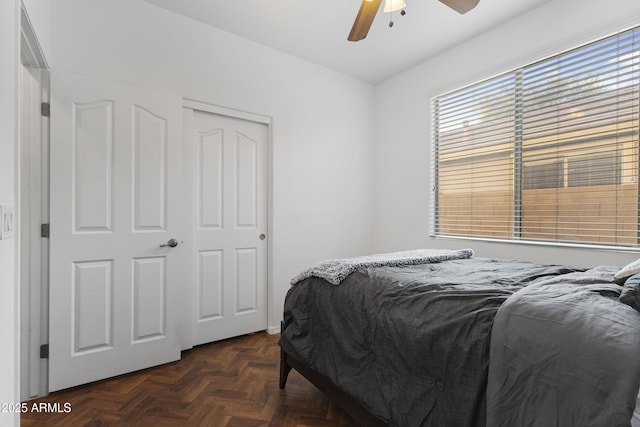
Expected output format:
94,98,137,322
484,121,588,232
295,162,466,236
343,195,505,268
21,332,360,427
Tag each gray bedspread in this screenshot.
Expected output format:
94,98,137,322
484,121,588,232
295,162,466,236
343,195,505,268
280,257,588,427
487,266,640,427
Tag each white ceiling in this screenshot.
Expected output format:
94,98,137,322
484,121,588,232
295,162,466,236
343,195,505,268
144,0,550,84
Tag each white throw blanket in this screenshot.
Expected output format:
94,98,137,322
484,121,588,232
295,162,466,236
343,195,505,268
290,248,474,286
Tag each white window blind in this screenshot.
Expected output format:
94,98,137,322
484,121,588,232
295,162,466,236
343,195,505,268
432,26,640,247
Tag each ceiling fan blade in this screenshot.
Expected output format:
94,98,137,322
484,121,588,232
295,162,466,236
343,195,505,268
439,0,480,14
348,0,383,42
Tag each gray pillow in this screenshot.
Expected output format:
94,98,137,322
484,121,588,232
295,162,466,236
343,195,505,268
620,273,640,312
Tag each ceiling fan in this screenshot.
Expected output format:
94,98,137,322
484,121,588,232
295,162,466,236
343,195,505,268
348,0,480,42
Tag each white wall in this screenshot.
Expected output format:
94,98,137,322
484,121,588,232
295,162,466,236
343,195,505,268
48,0,376,330
0,0,19,425
373,0,640,268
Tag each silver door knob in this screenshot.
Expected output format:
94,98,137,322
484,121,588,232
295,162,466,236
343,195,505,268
159,238,179,248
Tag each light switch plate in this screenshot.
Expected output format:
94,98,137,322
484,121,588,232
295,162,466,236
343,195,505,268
0,205,15,240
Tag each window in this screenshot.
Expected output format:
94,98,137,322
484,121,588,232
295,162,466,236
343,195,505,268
432,26,640,247
523,160,564,190
567,151,621,187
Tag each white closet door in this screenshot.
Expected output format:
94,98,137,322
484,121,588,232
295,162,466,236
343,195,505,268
49,71,183,391
184,108,268,346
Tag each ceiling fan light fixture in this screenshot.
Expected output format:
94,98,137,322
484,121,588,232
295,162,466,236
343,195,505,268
349,0,477,42
383,0,406,13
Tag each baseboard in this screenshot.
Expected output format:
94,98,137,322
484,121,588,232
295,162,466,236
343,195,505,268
267,325,280,335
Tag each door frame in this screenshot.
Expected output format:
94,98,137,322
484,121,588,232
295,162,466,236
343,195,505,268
180,98,276,351
19,4,50,400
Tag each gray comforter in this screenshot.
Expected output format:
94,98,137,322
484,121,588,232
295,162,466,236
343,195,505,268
279,258,640,427
487,266,640,427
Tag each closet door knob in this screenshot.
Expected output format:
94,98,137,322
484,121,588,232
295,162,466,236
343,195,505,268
160,238,179,248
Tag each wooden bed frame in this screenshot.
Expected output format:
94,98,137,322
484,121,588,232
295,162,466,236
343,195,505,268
278,322,387,427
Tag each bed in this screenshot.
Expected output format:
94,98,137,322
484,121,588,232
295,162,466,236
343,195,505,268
278,249,640,427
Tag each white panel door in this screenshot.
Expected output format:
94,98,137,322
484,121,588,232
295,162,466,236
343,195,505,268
49,71,182,391
184,108,268,346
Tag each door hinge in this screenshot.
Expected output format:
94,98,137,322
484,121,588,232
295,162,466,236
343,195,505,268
40,344,49,359
40,223,50,238
40,102,50,117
